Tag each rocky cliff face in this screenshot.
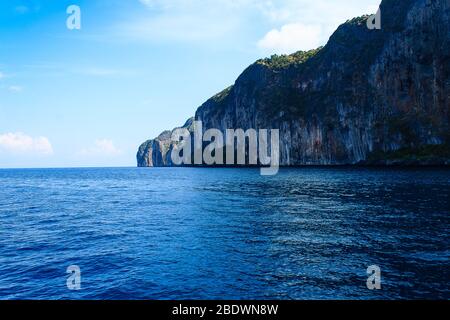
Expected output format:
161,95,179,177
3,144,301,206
138,0,450,167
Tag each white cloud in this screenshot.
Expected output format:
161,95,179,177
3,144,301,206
0,133,53,155
256,0,380,54
258,23,322,54
79,139,122,157
0,72,4,79
118,1,379,47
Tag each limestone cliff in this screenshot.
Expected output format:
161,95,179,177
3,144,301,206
138,0,450,167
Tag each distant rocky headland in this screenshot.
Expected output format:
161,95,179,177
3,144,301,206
138,0,450,167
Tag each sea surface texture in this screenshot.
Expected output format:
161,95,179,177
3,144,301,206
0,167,448,299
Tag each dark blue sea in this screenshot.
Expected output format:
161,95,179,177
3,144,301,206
0,167,448,300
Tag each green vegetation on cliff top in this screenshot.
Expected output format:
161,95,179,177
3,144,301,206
211,85,233,103
256,47,323,70
346,15,371,26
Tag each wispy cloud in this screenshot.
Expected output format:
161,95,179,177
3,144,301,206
21,63,135,78
118,1,246,43
65,0,379,49
0,71,11,80
118,14,239,42
0,132,53,155
71,67,129,77
15,5,29,14
138,0,255,11
128,0,379,51
8,85,23,93
79,139,122,157
138,0,157,8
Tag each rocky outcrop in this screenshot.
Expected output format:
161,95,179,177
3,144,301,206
137,118,195,167
138,0,450,167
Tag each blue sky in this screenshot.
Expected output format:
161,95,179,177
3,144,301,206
0,0,379,168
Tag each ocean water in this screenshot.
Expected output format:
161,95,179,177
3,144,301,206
0,167,448,300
